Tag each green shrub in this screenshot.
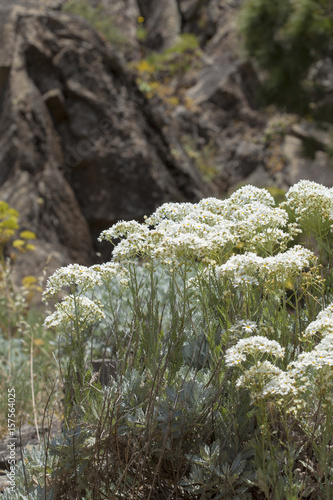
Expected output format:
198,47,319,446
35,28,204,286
133,34,202,104
239,0,333,117
62,0,129,48
144,33,201,77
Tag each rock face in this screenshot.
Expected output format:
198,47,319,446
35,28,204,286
137,0,182,51
73,0,141,61
0,1,96,279
173,0,333,193
1,0,332,283
0,0,211,278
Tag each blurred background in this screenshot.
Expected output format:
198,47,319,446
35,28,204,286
1,0,333,283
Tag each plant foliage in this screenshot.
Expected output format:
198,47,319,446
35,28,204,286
0,201,56,440
8,181,333,498
239,0,333,118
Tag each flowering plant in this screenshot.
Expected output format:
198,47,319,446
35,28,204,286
37,181,333,498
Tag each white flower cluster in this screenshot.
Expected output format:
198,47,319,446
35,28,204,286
288,304,333,384
216,246,315,287
43,295,105,330
231,203,291,251
259,246,314,283
100,221,154,261
284,180,333,233
100,201,237,263
304,302,333,339
289,334,333,376
236,361,298,401
215,252,262,288
236,360,282,387
225,335,300,401
100,220,147,239
261,371,297,398
226,187,297,251
226,185,275,209
144,202,195,225
233,304,333,402
91,261,129,286
43,264,102,300
222,320,259,345
225,335,285,366
98,186,295,265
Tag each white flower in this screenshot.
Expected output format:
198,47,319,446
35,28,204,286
43,264,102,300
289,333,333,377
197,197,229,214
226,320,258,340
235,361,297,401
304,302,333,339
236,361,282,389
99,220,149,241
226,185,275,209
239,320,258,334
231,202,292,252
144,202,194,225
92,261,128,283
225,335,285,366
261,371,297,397
284,180,333,234
216,252,262,285
258,246,315,283
216,246,315,288
43,295,105,330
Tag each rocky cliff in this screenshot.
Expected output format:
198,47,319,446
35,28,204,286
1,0,333,283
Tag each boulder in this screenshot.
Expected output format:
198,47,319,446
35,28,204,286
290,121,333,150
283,135,333,187
137,0,182,51
0,1,211,279
186,55,257,111
183,51,265,192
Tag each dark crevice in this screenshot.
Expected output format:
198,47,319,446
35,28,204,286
25,45,62,95
0,66,10,114
134,85,209,201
